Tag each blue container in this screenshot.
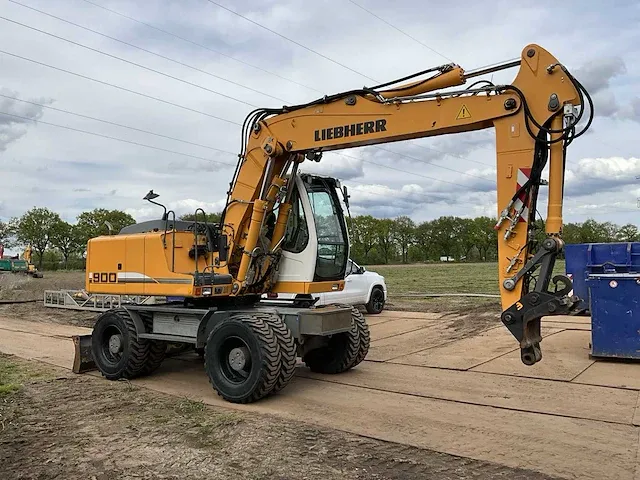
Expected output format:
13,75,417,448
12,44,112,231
586,273,640,359
565,242,640,311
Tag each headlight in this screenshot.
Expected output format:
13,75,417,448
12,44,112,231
202,287,212,296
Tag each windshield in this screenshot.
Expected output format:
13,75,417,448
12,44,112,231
306,181,348,281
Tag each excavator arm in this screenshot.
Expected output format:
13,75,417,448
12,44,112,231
220,44,593,365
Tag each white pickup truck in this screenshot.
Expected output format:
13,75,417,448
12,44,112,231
264,259,388,314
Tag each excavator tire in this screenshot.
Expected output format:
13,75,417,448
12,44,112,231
140,341,166,376
259,313,297,394
350,306,370,368
138,312,167,376
302,305,369,374
204,313,281,404
91,308,152,380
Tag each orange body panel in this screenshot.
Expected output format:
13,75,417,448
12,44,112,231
86,231,232,297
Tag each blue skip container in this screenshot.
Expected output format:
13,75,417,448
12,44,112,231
586,273,640,359
565,242,640,312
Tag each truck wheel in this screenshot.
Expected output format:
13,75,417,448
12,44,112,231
365,286,385,314
302,305,369,373
91,309,150,380
259,313,297,394
204,314,281,404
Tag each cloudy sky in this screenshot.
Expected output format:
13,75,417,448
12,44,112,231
0,0,638,227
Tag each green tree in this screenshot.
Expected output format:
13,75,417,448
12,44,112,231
471,216,497,261
350,215,378,263
414,221,434,261
616,223,638,242
456,218,477,261
430,216,462,259
561,222,582,244
577,219,613,243
13,207,61,268
0,220,15,249
601,221,619,242
76,208,136,244
179,212,221,223
50,220,83,269
375,218,395,264
392,216,415,264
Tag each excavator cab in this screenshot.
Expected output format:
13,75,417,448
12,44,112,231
274,173,350,286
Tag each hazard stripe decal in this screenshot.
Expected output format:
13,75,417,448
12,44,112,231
513,167,531,223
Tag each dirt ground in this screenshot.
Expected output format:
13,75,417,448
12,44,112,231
0,271,563,479
0,271,100,328
0,353,559,480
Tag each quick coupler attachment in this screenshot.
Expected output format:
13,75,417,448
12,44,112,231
501,290,582,366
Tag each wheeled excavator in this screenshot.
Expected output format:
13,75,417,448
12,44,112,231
73,44,593,404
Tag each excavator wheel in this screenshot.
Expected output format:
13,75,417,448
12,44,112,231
258,313,297,395
91,308,154,380
302,305,370,374
203,313,282,404
138,312,167,376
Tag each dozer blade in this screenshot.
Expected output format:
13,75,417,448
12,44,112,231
72,334,96,374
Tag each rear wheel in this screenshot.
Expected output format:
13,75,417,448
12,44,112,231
259,313,298,394
302,305,369,374
204,314,281,403
139,312,166,376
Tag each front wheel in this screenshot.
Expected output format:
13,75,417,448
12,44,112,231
204,314,281,404
365,286,385,314
91,309,150,380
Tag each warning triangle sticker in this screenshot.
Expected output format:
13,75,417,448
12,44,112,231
456,104,471,120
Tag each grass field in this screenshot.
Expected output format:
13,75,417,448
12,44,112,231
369,260,567,296
366,261,567,314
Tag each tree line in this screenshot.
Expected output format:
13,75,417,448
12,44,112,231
0,206,637,270
0,207,137,270
347,215,639,265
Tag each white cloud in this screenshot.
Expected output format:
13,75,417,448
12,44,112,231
0,86,52,151
125,197,228,222
564,156,640,196
0,0,636,229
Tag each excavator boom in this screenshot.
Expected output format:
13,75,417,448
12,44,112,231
221,44,592,365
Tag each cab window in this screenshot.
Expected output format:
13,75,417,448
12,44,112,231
282,189,309,254
307,189,347,280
